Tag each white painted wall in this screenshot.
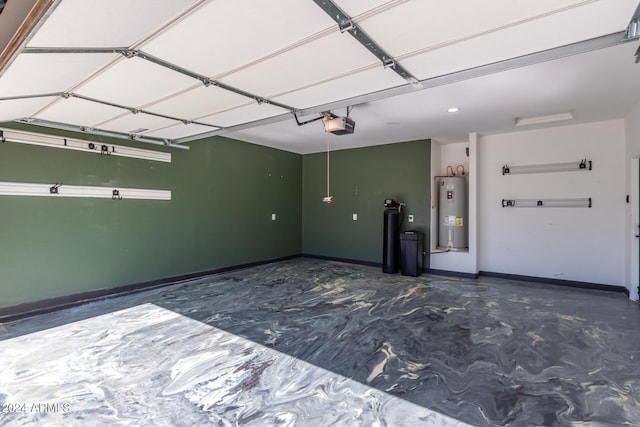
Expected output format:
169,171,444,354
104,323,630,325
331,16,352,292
624,101,640,300
429,140,443,252
439,143,469,176
478,120,626,286
625,101,640,156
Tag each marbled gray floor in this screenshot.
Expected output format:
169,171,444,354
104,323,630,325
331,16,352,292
1,258,639,426
0,303,465,426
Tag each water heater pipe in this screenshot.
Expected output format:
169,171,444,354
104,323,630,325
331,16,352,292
432,176,450,208
428,248,450,254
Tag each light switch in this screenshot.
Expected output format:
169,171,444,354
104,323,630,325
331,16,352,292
271,213,276,221
353,213,358,221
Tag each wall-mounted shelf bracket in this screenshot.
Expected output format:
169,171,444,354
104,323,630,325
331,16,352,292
0,128,171,163
0,181,171,201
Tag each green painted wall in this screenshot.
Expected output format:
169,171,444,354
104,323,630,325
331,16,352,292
0,125,429,309
301,139,431,265
0,124,301,307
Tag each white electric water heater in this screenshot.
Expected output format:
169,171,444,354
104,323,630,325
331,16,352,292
437,176,468,250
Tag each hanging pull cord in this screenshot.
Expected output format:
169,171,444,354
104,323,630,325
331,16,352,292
322,125,333,204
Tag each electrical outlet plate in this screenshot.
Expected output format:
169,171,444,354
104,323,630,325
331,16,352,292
271,213,276,220
352,213,358,220
408,214,414,222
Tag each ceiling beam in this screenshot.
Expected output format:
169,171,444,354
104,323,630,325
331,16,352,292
297,31,634,114
15,118,190,149
21,46,298,117
68,93,219,128
311,0,420,85
0,91,219,129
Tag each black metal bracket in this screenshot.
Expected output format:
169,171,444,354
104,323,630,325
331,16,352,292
87,142,115,155
502,165,510,175
293,111,341,127
537,200,544,206
293,111,324,127
579,159,592,170
0,131,5,143
502,199,516,207
112,189,122,200
49,182,62,194
100,144,115,155
588,197,592,208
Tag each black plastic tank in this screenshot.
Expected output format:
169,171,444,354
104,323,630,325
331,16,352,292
400,231,424,277
383,208,400,273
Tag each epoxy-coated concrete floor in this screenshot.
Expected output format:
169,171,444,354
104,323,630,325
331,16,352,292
1,258,639,426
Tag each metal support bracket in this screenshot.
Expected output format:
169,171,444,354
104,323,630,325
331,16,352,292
339,20,354,33
121,49,138,59
625,3,640,41
293,111,324,127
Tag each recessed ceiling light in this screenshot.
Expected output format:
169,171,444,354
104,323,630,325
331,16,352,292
447,107,459,113
515,111,573,127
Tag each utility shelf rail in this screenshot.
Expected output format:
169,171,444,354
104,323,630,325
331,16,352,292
502,159,591,175
501,198,592,208
0,181,171,201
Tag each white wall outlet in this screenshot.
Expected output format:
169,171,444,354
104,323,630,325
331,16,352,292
408,214,414,222
271,213,276,221
352,213,358,220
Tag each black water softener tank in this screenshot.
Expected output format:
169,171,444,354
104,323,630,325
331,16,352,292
382,199,400,273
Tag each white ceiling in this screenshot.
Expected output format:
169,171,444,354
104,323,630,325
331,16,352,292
235,41,640,154
0,0,639,153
